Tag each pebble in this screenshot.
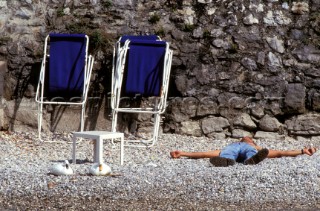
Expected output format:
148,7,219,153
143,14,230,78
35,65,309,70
0,131,319,210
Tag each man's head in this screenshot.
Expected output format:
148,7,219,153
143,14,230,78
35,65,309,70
240,136,256,145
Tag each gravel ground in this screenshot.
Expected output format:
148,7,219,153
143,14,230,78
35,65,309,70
0,131,319,210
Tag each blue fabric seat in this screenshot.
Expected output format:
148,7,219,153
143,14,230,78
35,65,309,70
124,40,166,97
47,33,86,99
119,35,159,43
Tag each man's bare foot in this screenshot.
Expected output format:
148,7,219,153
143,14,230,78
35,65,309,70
170,151,181,158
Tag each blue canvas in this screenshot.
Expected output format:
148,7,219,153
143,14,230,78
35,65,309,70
120,35,158,43
48,33,86,98
125,40,166,96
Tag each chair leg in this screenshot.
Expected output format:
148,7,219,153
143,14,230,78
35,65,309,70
151,113,161,146
112,110,118,132
72,136,77,164
38,102,43,140
80,103,85,132
120,135,124,165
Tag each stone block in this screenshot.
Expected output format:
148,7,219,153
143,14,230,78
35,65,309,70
284,83,306,114
254,131,285,141
0,61,6,97
5,99,38,131
285,113,320,135
180,121,202,137
201,116,230,134
259,114,282,132
231,129,252,138
0,107,4,129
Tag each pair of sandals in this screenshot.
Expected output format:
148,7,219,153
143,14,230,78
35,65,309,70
209,148,269,167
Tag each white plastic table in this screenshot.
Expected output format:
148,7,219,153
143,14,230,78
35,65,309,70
72,131,124,165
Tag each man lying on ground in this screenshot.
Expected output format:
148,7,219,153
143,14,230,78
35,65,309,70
170,136,318,167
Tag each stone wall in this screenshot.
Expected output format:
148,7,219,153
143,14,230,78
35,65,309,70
0,0,320,140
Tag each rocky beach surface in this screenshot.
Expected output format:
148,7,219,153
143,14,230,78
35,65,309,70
0,131,319,210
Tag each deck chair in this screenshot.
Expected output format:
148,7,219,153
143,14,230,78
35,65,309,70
111,35,173,147
35,33,94,140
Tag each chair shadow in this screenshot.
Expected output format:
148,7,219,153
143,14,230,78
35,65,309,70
50,158,92,164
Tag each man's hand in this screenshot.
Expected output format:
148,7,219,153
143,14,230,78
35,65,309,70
302,147,318,156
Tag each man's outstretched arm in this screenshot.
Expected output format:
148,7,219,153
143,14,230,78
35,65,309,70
267,147,317,158
170,150,221,159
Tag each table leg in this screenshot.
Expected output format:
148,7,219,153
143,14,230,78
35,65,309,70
94,137,103,163
93,139,97,162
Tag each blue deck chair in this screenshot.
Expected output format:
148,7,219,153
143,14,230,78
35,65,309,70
35,33,94,140
111,35,173,147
